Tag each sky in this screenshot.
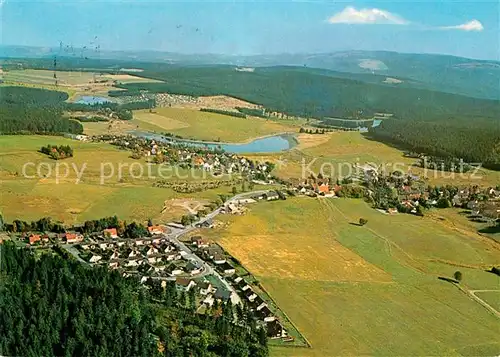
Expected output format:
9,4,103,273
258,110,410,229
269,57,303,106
1,0,499,60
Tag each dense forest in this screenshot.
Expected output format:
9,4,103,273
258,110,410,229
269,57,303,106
0,87,83,135
368,120,500,169
0,242,269,356
109,66,499,166
108,66,500,122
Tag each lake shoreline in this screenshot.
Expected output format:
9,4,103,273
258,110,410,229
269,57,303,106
129,130,299,154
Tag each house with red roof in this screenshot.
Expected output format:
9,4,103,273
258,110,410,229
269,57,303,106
65,233,83,244
103,228,118,239
147,225,165,235
29,234,41,245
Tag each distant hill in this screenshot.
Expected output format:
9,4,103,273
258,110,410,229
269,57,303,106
1,45,499,100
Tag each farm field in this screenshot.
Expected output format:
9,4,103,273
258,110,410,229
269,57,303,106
132,107,302,142
1,69,161,86
205,197,500,356
1,69,96,86
0,135,244,224
257,131,500,187
1,69,161,102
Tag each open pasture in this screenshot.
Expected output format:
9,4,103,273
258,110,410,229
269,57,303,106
2,69,161,86
0,135,239,224
133,107,300,142
208,197,500,356
2,69,95,86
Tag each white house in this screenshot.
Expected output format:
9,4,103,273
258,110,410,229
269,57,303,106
89,254,102,263
146,246,159,256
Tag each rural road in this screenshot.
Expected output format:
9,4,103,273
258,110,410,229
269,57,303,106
163,190,269,298
467,289,500,318
60,189,271,297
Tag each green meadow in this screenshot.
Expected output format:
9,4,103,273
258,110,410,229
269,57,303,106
0,135,242,224
207,197,500,356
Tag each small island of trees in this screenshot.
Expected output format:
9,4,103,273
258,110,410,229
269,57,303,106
40,144,74,160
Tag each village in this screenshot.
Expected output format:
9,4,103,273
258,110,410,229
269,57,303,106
78,134,500,222
11,162,500,348
20,193,292,343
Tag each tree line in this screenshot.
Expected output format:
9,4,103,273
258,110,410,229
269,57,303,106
200,108,247,118
368,120,500,169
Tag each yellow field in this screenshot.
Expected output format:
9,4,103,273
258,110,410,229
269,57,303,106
133,108,302,142
1,69,160,86
2,69,95,86
103,74,163,83
206,198,500,356
208,199,391,283
0,135,242,224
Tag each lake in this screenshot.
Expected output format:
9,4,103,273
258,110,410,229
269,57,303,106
75,96,111,105
129,131,298,154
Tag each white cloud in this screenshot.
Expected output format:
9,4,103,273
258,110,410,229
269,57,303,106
327,6,409,25
440,19,484,32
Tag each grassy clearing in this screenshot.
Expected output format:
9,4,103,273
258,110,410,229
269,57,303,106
207,197,500,356
133,108,301,142
0,135,241,224
206,199,391,283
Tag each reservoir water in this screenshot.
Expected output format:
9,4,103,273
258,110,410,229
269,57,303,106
130,131,297,154
75,96,111,105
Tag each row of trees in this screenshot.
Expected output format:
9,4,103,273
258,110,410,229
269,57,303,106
200,108,247,118
3,217,65,233
80,216,148,238
299,128,327,134
2,215,148,239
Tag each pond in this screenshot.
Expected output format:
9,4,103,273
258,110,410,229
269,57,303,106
129,131,298,154
75,96,111,105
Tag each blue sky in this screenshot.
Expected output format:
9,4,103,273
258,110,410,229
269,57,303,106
1,0,499,60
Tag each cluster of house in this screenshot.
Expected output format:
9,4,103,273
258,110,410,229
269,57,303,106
190,237,236,276
451,187,500,219
94,135,275,181
230,275,288,339
179,236,288,339
26,231,84,245
174,277,239,308
74,226,204,278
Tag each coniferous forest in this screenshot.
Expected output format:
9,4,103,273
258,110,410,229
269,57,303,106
368,120,500,168
0,242,268,357
0,87,83,135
